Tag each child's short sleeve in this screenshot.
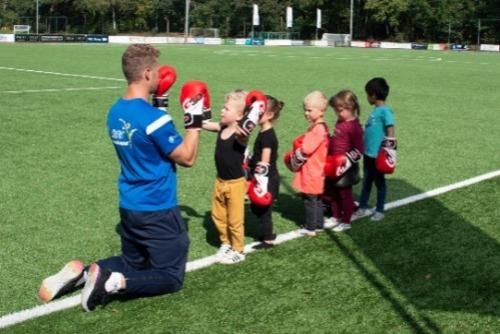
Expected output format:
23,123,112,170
382,106,395,128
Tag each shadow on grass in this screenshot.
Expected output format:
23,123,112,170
272,175,308,228
320,178,499,333
188,202,275,249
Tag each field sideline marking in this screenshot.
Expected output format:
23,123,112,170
1,169,499,329
0,66,125,82
1,87,123,94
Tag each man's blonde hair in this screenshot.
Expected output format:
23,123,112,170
122,44,160,84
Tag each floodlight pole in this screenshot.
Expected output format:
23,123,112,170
184,0,190,44
477,19,481,48
36,0,39,34
349,0,353,45
448,19,451,46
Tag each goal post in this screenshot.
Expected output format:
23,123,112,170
189,28,219,38
321,33,351,46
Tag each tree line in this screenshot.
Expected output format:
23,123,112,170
2,0,500,44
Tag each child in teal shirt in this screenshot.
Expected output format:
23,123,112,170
354,77,395,221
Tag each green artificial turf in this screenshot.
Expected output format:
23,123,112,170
0,43,498,333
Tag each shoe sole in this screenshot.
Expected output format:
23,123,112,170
38,260,84,303
219,251,245,264
295,230,317,237
81,263,102,312
219,257,245,264
333,227,352,232
324,223,340,229
215,248,232,263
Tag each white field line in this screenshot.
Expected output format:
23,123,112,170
0,66,125,82
1,170,499,329
1,87,122,94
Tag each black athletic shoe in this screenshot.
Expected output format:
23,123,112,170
81,263,111,312
255,233,277,242
252,242,275,250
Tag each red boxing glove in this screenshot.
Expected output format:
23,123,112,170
324,154,351,178
324,149,361,178
202,88,212,123
284,149,307,172
284,150,294,172
152,65,177,110
238,90,268,136
248,179,273,206
293,135,304,151
376,137,397,174
284,135,307,172
242,147,252,180
248,162,273,207
180,81,209,129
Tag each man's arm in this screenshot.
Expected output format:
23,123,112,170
169,130,200,167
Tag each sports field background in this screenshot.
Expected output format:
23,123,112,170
0,44,499,333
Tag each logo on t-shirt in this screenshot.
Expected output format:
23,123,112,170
110,118,137,147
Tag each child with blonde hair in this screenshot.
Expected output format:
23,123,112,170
203,89,268,263
285,91,329,237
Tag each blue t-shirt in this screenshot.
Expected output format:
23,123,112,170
107,98,183,211
364,105,394,158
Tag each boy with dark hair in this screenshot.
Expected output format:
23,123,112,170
353,77,395,222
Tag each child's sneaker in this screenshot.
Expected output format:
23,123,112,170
252,242,274,250
81,263,112,312
370,212,385,222
351,207,374,220
295,228,317,237
220,250,246,264
332,223,352,232
38,260,85,303
323,217,340,229
216,244,232,262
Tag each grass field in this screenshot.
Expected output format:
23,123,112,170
0,43,499,333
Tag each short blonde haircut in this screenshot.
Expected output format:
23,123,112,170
225,89,248,115
303,90,328,111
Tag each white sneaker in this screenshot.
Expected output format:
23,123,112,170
351,207,374,220
220,250,246,264
370,212,385,222
333,223,352,232
295,228,317,237
216,244,232,262
323,217,340,229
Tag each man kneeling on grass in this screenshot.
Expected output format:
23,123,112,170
38,44,207,312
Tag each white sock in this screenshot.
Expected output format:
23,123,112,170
104,272,124,294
